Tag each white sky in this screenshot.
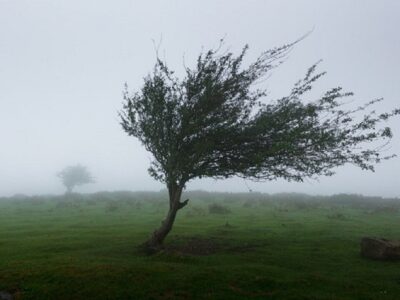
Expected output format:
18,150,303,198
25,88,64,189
0,0,399,197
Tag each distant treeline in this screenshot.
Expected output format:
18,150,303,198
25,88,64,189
1,190,399,207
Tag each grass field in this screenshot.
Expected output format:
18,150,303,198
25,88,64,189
0,191,399,300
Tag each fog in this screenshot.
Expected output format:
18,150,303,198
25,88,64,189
1,0,399,197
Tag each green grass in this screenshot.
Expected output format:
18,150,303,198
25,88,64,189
0,192,399,299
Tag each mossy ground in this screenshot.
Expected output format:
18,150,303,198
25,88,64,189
0,192,399,299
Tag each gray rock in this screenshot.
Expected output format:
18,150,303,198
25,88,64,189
361,237,400,260
0,291,13,300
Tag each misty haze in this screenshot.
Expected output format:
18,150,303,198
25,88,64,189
1,1,400,299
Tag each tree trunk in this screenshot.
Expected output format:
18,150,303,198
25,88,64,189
65,186,73,195
142,183,189,254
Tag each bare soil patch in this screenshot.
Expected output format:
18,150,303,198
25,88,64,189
164,236,267,256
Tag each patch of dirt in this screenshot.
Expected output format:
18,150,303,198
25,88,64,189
166,237,223,255
150,290,190,300
228,241,268,252
228,284,276,297
164,236,268,256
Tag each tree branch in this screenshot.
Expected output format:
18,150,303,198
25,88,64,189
177,199,190,210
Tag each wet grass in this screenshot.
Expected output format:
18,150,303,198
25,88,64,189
0,192,399,299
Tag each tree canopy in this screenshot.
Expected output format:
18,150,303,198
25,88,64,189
120,42,399,188
58,164,94,194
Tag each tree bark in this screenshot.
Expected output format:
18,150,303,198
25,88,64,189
141,183,189,253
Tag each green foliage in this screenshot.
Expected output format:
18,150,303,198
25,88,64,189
120,41,400,187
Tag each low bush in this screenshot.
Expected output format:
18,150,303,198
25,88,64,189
208,203,231,215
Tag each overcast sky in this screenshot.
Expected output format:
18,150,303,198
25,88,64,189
1,0,399,197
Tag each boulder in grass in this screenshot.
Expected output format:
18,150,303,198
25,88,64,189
0,291,13,300
361,237,400,260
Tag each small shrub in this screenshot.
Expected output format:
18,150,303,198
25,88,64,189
86,199,98,206
208,203,231,215
242,200,257,208
275,206,289,213
135,201,143,210
105,201,119,213
185,205,206,217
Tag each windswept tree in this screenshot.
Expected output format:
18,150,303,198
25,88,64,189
58,164,94,194
120,40,399,252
